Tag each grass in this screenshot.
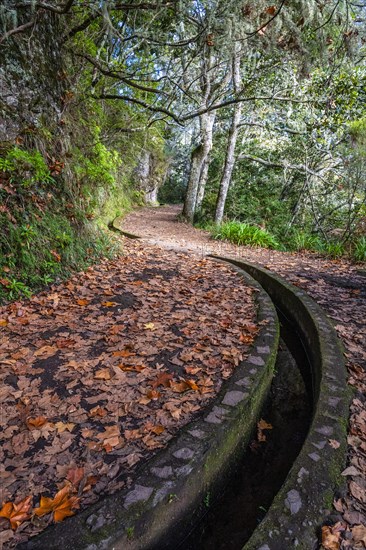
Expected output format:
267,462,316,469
208,221,366,263
211,221,279,249
353,236,366,262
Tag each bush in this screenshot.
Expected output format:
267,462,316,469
352,236,366,262
211,221,279,249
284,230,322,252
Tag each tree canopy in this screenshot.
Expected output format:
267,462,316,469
0,0,366,299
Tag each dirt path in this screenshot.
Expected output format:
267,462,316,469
121,204,366,549
0,238,259,548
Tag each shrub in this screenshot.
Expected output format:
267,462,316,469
211,221,279,249
353,236,366,262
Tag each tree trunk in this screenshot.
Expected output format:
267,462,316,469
215,46,242,225
182,112,215,222
214,101,242,224
196,148,211,211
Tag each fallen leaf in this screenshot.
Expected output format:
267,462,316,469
34,345,57,357
50,250,61,262
26,416,48,430
113,350,135,358
0,496,32,530
351,524,366,544
341,465,360,476
66,467,85,488
184,366,200,375
76,299,89,306
0,319,8,326
101,301,117,307
124,429,142,440
144,322,156,330
94,368,111,380
144,423,165,435
152,372,173,389
329,439,341,449
257,419,273,430
171,379,199,393
321,525,341,550
118,364,146,372
55,422,75,433
89,406,107,418
34,485,79,522
146,389,161,400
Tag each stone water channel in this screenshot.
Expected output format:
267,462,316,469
181,311,312,550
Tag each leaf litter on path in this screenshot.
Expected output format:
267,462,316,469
0,239,259,547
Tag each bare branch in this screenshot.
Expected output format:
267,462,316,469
16,0,75,14
0,19,35,44
98,93,183,125
78,53,167,96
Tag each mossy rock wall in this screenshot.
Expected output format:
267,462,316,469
0,4,66,143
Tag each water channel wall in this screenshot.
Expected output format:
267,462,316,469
213,257,351,550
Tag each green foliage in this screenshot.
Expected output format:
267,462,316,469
323,241,345,259
0,145,121,303
0,147,54,187
211,221,279,249
285,230,322,252
348,117,366,149
352,236,366,262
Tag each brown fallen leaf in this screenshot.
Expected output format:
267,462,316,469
0,496,32,530
34,485,79,522
145,389,161,400
257,419,273,443
76,299,89,306
322,525,341,550
26,416,48,430
96,425,121,450
34,345,57,357
94,368,112,380
56,338,75,349
144,422,165,435
184,366,200,375
266,5,277,15
351,524,366,545
55,422,75,433
257,419,273,430
152,372,173,389
89,406,107,418
350,481,366,503
124,429,142,440
66,467,85,488
171,379,199,393
239,333,254,344
118,364,146,372
113,350,136,358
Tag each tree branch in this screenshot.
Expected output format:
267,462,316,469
78,53,167,96
97,94,183,125
0,19,35,44
16,0,75,14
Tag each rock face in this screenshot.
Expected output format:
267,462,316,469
133,149,167,204
0,5,65,142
